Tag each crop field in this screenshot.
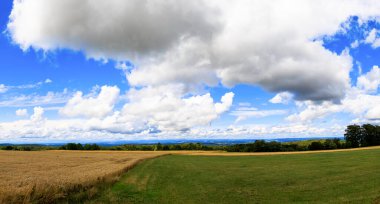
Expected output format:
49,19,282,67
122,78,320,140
92,148,380,204
1,148,380,203
0,150,167,203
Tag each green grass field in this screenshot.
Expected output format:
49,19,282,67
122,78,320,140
90,149,380,204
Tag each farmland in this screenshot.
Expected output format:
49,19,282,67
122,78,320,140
92,147,380,203
1,147,380,203
0,150,167,203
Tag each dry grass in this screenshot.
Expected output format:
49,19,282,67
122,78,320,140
0,150,167,203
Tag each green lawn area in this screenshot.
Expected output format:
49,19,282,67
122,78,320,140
90,149,380,204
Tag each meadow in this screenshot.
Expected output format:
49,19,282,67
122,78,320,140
0,150,167,203
91,148,380,204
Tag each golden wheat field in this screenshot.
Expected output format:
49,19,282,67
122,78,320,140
0,150,167,203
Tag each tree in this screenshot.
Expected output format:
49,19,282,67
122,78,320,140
376,125,380,145
344,125,362,148
362,124,376,146
156,143,163,151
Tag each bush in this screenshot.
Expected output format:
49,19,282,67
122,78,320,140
324,139,337,150
84,144,101,150
3,146,14,150
308,142,324,150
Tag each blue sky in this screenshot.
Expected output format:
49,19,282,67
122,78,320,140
1,0,380,143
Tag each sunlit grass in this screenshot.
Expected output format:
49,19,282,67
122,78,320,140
92,148,380,203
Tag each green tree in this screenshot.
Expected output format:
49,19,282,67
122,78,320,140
344,125,362,148
362,124,376,146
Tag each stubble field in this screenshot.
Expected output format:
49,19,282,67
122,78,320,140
0,150,167,203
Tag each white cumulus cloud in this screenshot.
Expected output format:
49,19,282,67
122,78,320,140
30,106,44,122
120,85,234,131
357,65,380,93
270,92,294,104
364,29,380,48
59,85,120,118
15,108,28,117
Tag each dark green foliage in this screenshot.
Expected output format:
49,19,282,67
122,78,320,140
4,145,14,150
308,141,324,150
107,143,217,151
332,138,343,148
344,124,380,148
226,139,344,152
59,143,100,150
323,139,337,149
0,144,56,151
344,125,362,148
83,144,101,150
60,143,84,150
362,124,380,146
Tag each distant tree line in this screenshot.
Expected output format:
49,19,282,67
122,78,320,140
56,142,223,151
0,145,55,151
225,138,345,152
344,124,380,148
59,143,101,150
108,143,220,151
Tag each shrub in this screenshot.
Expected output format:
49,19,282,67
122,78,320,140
308,142,324,150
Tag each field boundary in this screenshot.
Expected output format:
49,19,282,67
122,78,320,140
61,153,169,203
166,145,380,156
47,145,380,156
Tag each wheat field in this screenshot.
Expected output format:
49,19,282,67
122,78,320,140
0,150,167,203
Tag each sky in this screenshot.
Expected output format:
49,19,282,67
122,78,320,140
1,0,380,143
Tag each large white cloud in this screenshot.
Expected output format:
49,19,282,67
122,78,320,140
9,0,380,102
7,0,219,60
287,66,380,122
127,37,218,88
59,85,120,118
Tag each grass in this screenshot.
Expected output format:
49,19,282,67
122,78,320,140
0,150,167,203
91,148,380,204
